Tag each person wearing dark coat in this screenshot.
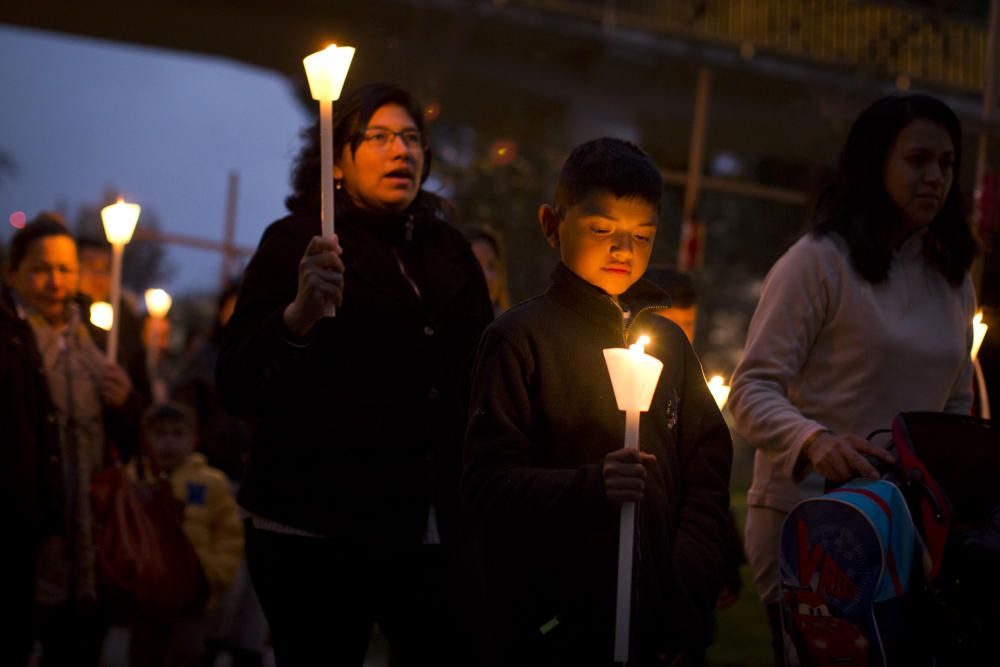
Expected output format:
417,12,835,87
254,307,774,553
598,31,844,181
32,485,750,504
1,282,62,666
462,139,733,666
216,83,493,666
4,214,141,667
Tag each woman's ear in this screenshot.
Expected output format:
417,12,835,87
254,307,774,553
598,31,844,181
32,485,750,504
538,204,560,248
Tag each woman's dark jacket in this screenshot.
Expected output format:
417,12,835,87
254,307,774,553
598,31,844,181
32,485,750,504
462,263,732,663
2,285,63,537
217,202,493,548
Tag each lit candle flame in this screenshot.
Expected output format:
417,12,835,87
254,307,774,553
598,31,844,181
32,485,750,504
100,199,140,245
972,310,988,362
144,288,173,319
707,374,731,410
630,335,651,356
90,302,114,331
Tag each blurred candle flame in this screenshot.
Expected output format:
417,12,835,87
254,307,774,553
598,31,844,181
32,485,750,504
90,302,114,331
972,311,988,362
707,374,731,410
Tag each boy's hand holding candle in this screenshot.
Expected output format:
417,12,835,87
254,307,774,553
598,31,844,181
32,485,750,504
603,448,657,505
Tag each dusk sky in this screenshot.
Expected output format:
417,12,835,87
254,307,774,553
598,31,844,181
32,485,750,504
0,24,310,295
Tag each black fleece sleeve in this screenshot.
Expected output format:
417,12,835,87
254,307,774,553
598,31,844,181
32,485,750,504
667,341,733,648
216,220,338,417
462,327,613,540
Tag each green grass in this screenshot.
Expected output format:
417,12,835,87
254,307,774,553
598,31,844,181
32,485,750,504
705,492,775,667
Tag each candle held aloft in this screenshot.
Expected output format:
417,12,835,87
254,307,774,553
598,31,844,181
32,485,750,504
101,199,140,245
144,288,172,403
303,44,355,318
100,198,140,362
603,334,663,664
303,45,355,102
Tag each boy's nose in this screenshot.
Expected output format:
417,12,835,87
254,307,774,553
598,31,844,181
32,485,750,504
610,233,633,255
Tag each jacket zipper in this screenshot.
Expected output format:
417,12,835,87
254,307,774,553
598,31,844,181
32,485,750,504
621,302,672,346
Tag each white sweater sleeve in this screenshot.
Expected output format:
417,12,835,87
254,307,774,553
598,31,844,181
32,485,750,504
729,238,834,480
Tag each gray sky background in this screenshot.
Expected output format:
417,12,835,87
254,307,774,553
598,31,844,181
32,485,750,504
0,24,310,295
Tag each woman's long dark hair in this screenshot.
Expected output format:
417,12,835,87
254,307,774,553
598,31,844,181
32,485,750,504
812,94,978,286
285,83,449,221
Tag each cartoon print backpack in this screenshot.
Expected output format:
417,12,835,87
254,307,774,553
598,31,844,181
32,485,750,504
779,412,1000,667
779,479,919,667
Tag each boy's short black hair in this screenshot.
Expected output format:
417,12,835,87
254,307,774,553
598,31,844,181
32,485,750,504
554,138,663,214
143,402,196,433
644,266,697,308
9,212,70,271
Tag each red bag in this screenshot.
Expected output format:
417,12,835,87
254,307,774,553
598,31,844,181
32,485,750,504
91,462,208,618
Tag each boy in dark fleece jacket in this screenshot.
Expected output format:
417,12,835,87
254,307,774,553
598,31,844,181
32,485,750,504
462,138,732,666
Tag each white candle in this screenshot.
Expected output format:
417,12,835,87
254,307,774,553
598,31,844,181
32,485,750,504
303,44,354,319
100,199,140,362
144,288,172,403
603,334,663,664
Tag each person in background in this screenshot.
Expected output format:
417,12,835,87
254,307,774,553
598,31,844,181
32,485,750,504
6,214,140,667
1,219,64,667
729,94,978,666
127,402,244,667
173,281,252,482
217,83,493,665
644,266,698,344
172,281,267,667
465,224,512,316
462,138,732,665
77,236,152,406
642,267,747,641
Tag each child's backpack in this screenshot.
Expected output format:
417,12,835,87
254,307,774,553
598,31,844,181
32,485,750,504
779,479,919,667
779,412,1000,667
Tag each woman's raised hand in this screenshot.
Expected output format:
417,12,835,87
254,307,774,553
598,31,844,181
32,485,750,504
283,235,344,337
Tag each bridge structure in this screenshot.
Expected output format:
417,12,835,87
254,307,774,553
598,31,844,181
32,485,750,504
2,1,997,342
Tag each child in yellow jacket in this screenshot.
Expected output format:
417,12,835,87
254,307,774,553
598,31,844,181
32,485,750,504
128,402,244,667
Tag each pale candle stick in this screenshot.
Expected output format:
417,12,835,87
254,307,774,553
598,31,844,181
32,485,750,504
303,44,354,318
320,99,334,241
107,243,124,362
603,335,663,664
100,199,140,363
145,288,172,404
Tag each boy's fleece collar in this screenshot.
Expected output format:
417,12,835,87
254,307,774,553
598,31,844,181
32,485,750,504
547,262,672,342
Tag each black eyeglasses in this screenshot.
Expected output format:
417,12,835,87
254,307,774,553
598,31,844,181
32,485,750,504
359,128,425,150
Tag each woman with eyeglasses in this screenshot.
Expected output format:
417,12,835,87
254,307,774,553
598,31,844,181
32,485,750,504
217,83,493,665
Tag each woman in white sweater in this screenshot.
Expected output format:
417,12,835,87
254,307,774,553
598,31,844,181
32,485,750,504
729,94,979,665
